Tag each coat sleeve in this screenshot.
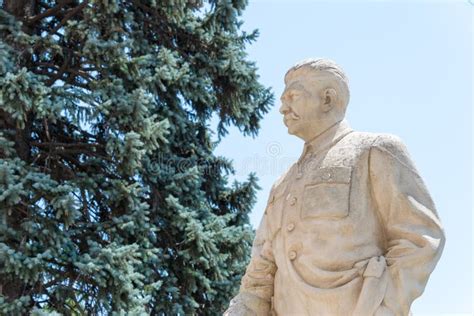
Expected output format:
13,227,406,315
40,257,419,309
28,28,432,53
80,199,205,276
224,190,277,316
368,135,445,315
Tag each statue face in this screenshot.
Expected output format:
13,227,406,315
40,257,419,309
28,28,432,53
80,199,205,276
279,71,327,141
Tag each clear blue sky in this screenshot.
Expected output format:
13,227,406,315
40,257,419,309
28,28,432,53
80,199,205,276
213,1,472,314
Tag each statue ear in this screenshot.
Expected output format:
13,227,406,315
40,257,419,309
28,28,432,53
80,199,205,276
322,88,337,112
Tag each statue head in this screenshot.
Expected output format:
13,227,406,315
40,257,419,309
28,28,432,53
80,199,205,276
279,58,350,141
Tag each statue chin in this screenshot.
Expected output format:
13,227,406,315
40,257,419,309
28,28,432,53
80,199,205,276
284,122,299,136
286,128,301,139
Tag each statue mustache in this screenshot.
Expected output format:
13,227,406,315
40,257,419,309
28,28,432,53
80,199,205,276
287,112,300,120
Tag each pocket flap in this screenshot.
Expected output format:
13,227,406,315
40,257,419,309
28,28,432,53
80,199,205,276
310,166,352,184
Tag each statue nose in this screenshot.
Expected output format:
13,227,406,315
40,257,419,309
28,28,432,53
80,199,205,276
279,103,289,115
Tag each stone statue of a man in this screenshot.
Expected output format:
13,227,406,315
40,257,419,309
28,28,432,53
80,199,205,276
224,58,445,316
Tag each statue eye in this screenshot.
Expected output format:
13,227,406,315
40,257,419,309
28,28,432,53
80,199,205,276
282,91,300,102
290,93,300,100
282,94,292,102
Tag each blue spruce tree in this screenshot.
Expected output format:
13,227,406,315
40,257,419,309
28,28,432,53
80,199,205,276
0,0,272,314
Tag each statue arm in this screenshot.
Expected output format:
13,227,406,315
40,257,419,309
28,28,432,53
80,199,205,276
369,135,445,315
224,200,277,316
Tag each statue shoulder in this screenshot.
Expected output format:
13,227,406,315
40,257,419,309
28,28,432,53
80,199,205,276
370,133,418,174
269,164,294,196
341,131,408,155
371,133,410,158
339,131,379,151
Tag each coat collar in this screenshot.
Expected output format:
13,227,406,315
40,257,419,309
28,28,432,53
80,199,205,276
297,119,353,164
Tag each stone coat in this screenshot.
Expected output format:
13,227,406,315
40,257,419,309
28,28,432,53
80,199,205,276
226,121,445,316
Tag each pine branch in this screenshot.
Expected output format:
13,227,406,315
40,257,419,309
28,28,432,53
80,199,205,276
49,1,88,35
26,0,73,24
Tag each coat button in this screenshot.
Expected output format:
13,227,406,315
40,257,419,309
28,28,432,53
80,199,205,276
322,172,331,180
288,250,297,260
287,223,295,232
290,197,297,205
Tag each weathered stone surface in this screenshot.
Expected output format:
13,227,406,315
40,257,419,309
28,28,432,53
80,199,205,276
224,58,445,316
